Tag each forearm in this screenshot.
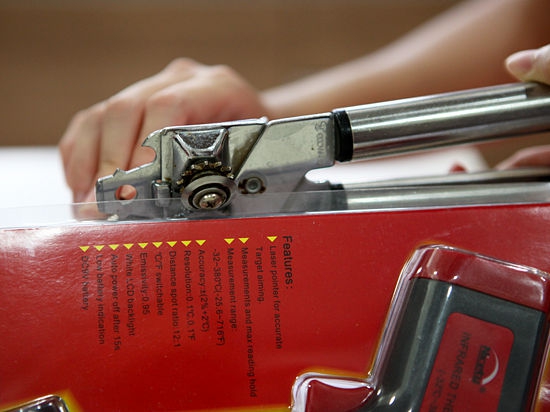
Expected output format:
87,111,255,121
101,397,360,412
262,0,549,119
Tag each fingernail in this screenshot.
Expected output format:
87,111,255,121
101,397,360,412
83,190,96,203
74,189,95,203
74,191,87,203
505,50,536,79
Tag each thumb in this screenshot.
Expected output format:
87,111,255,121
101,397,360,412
505,44,550,85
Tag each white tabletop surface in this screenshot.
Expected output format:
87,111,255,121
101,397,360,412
0,146,72,208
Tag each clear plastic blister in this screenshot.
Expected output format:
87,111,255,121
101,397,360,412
4,174,550,229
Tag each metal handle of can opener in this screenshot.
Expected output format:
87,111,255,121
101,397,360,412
333,82,550,162
94,82,550,218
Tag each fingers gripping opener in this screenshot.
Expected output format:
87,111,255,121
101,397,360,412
95,82,550,218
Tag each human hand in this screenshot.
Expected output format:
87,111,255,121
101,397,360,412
59,58,268,202
505,44,550,85
498,45,550,170
497,145,550,170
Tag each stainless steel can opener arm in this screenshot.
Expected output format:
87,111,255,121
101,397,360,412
95,82,550,218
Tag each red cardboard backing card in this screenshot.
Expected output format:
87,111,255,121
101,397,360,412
2,203,550,411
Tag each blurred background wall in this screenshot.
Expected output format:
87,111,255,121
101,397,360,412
1,0,547,165
0,1,456,144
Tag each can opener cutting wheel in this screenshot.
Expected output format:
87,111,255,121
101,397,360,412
95,82,550,219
